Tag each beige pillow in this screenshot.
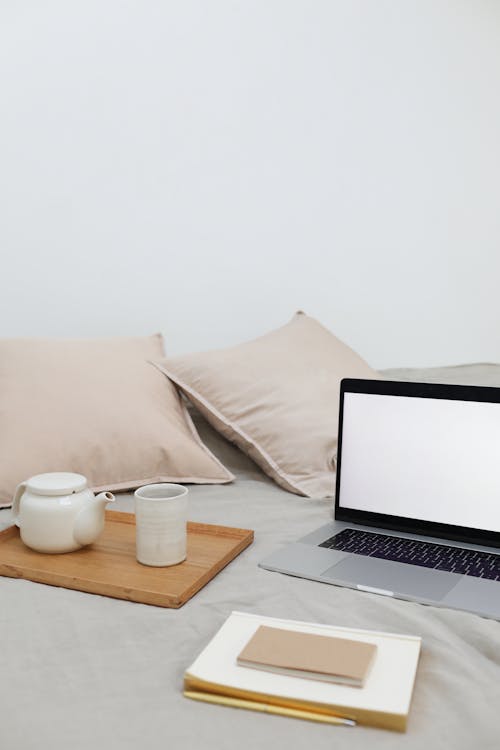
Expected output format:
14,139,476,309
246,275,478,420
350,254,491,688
0,334,232,507
154,313,379,498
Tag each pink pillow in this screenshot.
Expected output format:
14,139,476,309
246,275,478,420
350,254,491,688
154,313,379,498
0,334,232,507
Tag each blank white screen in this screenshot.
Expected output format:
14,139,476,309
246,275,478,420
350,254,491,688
339,392,500,533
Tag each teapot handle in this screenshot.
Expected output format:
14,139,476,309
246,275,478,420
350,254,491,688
11,482,27,527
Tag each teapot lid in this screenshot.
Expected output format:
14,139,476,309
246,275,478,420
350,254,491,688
26,472,88,496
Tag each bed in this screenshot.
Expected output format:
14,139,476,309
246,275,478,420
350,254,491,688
1,364,499,749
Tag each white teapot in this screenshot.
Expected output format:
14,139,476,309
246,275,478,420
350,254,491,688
12,472,115,553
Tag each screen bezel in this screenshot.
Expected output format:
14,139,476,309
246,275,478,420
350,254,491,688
334,378,500,549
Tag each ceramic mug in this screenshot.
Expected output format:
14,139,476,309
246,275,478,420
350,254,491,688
134,483,188,567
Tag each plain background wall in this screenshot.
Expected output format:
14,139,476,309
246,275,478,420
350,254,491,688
1,1,499,369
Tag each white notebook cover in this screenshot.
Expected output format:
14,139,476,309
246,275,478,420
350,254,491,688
185,611,422,720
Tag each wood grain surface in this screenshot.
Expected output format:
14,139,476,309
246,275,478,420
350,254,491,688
0,510,254,608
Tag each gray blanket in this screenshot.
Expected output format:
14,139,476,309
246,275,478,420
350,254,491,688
1,364,500,749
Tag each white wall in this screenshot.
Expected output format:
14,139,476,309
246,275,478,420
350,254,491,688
1,1,500,369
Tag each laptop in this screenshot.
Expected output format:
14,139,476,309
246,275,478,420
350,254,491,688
259,378,500,620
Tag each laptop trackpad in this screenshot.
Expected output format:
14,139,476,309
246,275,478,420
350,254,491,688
321,554,459,601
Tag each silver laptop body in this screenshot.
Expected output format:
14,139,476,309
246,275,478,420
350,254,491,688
259,378,500,620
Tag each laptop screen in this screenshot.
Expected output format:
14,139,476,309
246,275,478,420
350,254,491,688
336,380,500,542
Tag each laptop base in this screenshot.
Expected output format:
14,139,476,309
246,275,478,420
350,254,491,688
259,520,500,621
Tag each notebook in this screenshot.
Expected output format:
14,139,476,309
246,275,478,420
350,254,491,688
237,625,377,687
184,611,422,732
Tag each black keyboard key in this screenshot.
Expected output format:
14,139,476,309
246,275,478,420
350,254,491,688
319,529,500,581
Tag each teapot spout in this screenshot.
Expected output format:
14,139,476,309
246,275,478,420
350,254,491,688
73,491,115,547
95,491,115,508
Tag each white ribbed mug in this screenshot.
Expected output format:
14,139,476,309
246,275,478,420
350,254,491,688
134,483,188,567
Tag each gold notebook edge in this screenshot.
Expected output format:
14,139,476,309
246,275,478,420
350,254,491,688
183,673,407,732
183,690,355,726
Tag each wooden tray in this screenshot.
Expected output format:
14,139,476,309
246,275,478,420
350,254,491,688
0,511,253,608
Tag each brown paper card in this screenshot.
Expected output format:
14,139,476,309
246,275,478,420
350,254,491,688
237,625,377,686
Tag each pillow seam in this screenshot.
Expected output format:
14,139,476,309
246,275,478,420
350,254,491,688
152,362,307,496
179,392,235,482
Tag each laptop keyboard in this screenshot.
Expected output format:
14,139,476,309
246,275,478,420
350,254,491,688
319,528,500,581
